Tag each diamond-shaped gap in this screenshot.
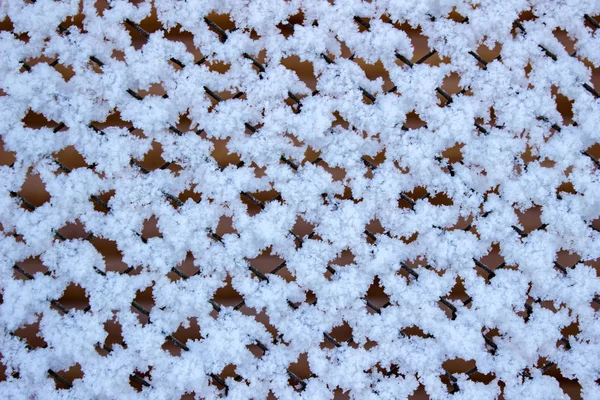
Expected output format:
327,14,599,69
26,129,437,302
202,58,231,75
88,236,128,273
287,289,318,310
277,133,305,166
136,82,168,100
57,13,84,34
52,283,90,314
352,15,371,33
245,314,282,358
518,146,539,174
362,149,386,178
53,145,89,173
513,9,538,37
49,363,84,390
4,223,26,244
287,353,311,392
204,12,236,43
96,315,126,356
442,358,495,388
428,192,454,206
365,218,385,243
131,285,154,326
552,86,574,126
210,275,244,317
289,216,317,249
240,24,262,40
123,8,160,50
368,362,404,379
583,143,600,169
482,326,501,355
474,244,513,282
130,367,152,392
552,27,576,56
513,205,545,237
168,252,200,282
334,185,359,203
556,181,576,199
245,313,281,356
89,109,138,133
364,276,390,314
239,188,282,217
558,320,579,351
88,54,104,74
281,54,316,92
436,72,464,106
390,23,449,67
247,246,291,282
330,249,355,268
131,141,167,173
242,49,268,77
0,135,16,166
162,317,202,356
330,110,350,130
12,314,47,350
554,250,581,275
110,49,126,62
537,297,564,314
54,219,92,241
397,258,426,284
445,7,469,23
167,110,194,136
441,215,476,234
537,357,582,399
162,24,202,65
12,171,50,211
246,339,267,359
584,14,600,30
213,215,238,239
467,42,499,71
305,147,347,182
209,364,243,395
583,256,600,281
13,256,49,280
321,320,354,349
326,249,354,279
141,215,162,242
256,309,285,347
401,324,432,339
210,137,242,170
284,91,307,114
398,186,428,210
354,58,392,96
404,110,427,130
50,58,76,82
439,143,464,175
168,185,202,208
18,55,72,81
438,277,470,320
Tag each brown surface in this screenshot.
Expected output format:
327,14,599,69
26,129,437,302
1,7,599,400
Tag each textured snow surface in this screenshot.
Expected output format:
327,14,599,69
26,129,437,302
1,0,600,399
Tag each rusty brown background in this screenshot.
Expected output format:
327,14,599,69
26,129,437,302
1,6,599,399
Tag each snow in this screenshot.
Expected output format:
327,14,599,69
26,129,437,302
1,0,600,399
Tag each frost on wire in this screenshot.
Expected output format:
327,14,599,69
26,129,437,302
1,0,600,399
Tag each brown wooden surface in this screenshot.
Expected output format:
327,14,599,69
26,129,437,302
1,8,599,400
